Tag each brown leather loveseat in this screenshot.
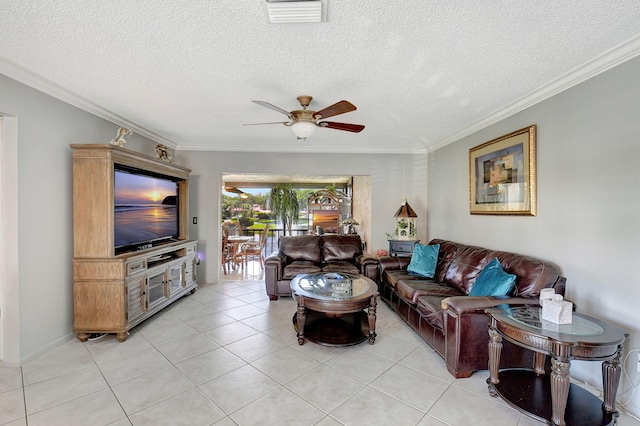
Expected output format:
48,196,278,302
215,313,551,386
265,235,379,300
378,238,566,378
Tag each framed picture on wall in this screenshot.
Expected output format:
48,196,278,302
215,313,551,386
469,125,537,216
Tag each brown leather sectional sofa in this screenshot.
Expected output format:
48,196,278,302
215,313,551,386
265,235,379,300
378,238,566,378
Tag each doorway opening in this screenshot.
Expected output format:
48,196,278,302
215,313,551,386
220,173,371,281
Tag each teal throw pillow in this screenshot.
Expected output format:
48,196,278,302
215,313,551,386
469,258,516,296
407,244,440,278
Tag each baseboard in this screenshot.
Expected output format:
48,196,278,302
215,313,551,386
18,331,77,366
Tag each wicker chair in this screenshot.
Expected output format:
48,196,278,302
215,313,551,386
221,228,231,274
221,221,244,274
235,224,269,270
222,221,242,237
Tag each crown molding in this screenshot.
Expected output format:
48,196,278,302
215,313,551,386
176,142,426,155
3,31,640,155
431,33,640,152
0,57,177,149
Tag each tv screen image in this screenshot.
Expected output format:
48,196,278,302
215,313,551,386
114,169,178,251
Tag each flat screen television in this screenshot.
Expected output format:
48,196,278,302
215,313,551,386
114,165,179,254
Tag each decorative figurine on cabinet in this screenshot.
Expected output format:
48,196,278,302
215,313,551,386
110,127,132,147
155,144,173,163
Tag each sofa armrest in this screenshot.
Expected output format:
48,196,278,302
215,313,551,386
356,252,378,269
553,276,567,297
265,251,286,267
441,295,539,378
356,253,380,282
356,252,376,263
264,251,286,300
265,252,285,271
378,255,411,273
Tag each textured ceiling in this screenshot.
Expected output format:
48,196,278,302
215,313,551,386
2,1,640,154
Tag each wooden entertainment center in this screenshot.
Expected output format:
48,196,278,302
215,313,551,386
71,144,198,342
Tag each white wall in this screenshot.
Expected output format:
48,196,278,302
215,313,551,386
0,74,158,364
0,116,19,366
178,151,428,283
427,56,640,415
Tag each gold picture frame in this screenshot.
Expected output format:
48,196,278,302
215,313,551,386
469,125,536,216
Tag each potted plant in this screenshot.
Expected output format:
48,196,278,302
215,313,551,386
268,184,299,236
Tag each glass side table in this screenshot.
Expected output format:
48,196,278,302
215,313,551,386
485,305,628,426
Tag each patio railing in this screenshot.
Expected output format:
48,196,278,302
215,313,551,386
243,227,308,257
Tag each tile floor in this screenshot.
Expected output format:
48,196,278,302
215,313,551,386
1,263,639,426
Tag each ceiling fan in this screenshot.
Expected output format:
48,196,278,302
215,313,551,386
244,95,365,141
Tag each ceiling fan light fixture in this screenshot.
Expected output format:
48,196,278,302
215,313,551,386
291,121,316,141
247,95,364,138
223,186,248,197
264,0,324,24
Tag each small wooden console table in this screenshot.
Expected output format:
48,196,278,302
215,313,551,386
388,239,420,257
485,305,628,426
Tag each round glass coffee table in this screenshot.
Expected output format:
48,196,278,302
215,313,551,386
290,272,379,346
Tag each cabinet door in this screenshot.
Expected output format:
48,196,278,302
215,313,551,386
127,276,146,324
168,263,184,294
184,255,197,287
147,270,167,309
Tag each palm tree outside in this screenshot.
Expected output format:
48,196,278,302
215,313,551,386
268,184,299,236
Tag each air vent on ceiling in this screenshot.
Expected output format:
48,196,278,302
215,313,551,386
264,0,325,24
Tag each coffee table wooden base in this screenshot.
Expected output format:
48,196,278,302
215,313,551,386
290,273,378,347
488,369,616,426
293,310,374,347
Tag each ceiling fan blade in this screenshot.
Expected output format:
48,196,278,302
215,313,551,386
243,121,290,126
319,121,365,133
252,100,292,117
313,100,357,119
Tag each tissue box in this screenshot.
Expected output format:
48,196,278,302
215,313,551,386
541,299,573,324
539,288,556,304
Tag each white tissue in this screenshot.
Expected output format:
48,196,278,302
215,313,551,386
539,288,555,303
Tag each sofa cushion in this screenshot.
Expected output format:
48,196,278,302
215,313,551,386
492,251,562,297
383,270,423,290
407,243,440,278
469,258,516,296
322,261,359,275
283,261,322,279
430,239,459,282
396,279,464,304
416,295,447,330
321,235,362,262
280,236,321,263
442,244,492,294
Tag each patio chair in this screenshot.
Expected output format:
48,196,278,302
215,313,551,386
235,224,269,270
